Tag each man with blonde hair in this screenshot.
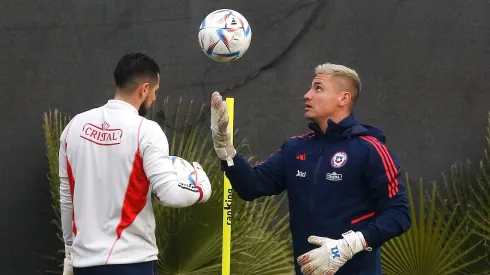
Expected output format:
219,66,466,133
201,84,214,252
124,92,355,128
210,63,411,275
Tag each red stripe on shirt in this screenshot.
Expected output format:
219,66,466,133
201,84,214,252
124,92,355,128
66,142,78,236
360,136,399,198
106,118,151,264
106,149,151,264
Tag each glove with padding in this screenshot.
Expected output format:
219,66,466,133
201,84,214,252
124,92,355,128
63,244,73,275
297,231,370,275
210,91,236,166
193,162,212,203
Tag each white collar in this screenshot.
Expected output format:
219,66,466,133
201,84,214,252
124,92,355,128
104,99,138,115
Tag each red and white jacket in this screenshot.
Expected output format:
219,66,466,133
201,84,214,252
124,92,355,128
59,99,203,267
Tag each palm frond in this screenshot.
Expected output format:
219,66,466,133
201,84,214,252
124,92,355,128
436,161,490,274
381,175,486,275
468,111,490,252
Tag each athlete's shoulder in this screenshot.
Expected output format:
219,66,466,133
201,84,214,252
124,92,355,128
356,134,389,151
140,118,164,134
356,134,401,165
74,106,103,118
64,107,105,129
284,131,316,146
139,118,169,143
60,112,85,141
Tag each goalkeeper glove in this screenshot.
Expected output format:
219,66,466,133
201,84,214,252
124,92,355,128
297,231,370,275
210,91,236,166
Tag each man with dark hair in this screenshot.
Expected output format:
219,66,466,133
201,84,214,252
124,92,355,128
112,52,161,117
210,63,411,275
60,53,212,275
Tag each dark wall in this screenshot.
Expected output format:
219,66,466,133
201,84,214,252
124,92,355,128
1,0,489,274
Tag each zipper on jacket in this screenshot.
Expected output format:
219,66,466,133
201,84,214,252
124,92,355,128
310,144,325,211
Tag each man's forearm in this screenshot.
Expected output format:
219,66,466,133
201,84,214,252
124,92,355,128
359,204,411,248
221,155,259,201
221,154,286,201
150,174,203,207
60,177,73,246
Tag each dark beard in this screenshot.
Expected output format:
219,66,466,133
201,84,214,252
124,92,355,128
138,98,149,117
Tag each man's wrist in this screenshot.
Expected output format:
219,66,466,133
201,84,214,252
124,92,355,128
64,244,72,259
342,230,371,255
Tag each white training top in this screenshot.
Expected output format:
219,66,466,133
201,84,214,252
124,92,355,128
59,99,203,267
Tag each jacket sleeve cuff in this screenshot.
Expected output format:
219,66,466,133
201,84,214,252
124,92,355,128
220,155,240,171
220,159,228,170
359,229,378,249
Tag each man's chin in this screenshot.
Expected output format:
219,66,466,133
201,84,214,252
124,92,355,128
304,112,314,120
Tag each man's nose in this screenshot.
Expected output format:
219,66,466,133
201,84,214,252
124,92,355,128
304,89,312,100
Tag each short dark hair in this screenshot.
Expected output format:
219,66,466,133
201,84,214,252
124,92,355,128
113,52,160,89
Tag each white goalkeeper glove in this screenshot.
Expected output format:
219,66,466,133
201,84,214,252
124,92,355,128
210,91,236,166
63,244,73,275
297,231,370,275
192,162,212,203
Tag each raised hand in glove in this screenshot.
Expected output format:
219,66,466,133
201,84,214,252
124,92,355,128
297,231,370,275
63,244,73,275
210,91,236,166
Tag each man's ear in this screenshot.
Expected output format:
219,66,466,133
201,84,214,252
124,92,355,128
338,91,352,107
139,82,150,98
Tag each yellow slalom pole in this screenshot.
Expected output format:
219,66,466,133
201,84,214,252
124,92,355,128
221,97,234,275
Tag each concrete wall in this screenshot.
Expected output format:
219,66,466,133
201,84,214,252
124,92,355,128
1,0,489,273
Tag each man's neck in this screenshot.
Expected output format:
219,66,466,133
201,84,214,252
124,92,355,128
114,92,140,111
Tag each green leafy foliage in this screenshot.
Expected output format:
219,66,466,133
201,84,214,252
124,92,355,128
381,112,490,275
42,97,294,275
381,177,485,275
43,109,71,241
437,162,490,274
434,112,490,274
468,112,490,250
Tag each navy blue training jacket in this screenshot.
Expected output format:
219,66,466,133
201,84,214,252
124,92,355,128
221,115,411,275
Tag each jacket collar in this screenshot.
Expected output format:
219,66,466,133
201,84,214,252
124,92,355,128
308,114,360,139
104,99,138,115
308,114,387,143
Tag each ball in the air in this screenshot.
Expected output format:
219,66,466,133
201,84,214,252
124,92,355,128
198,9,252,62
170,156,196,185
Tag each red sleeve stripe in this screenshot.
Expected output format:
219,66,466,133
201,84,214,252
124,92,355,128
365,136,400,198
257,149,282,165
351,211,376,224
288,131,315,140
195,185,204,203
360,136,399,198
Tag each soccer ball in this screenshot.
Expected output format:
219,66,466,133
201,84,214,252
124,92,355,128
198,9,252,62
170,156,196,185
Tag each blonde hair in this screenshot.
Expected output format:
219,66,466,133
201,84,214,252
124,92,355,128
315,63,361,105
